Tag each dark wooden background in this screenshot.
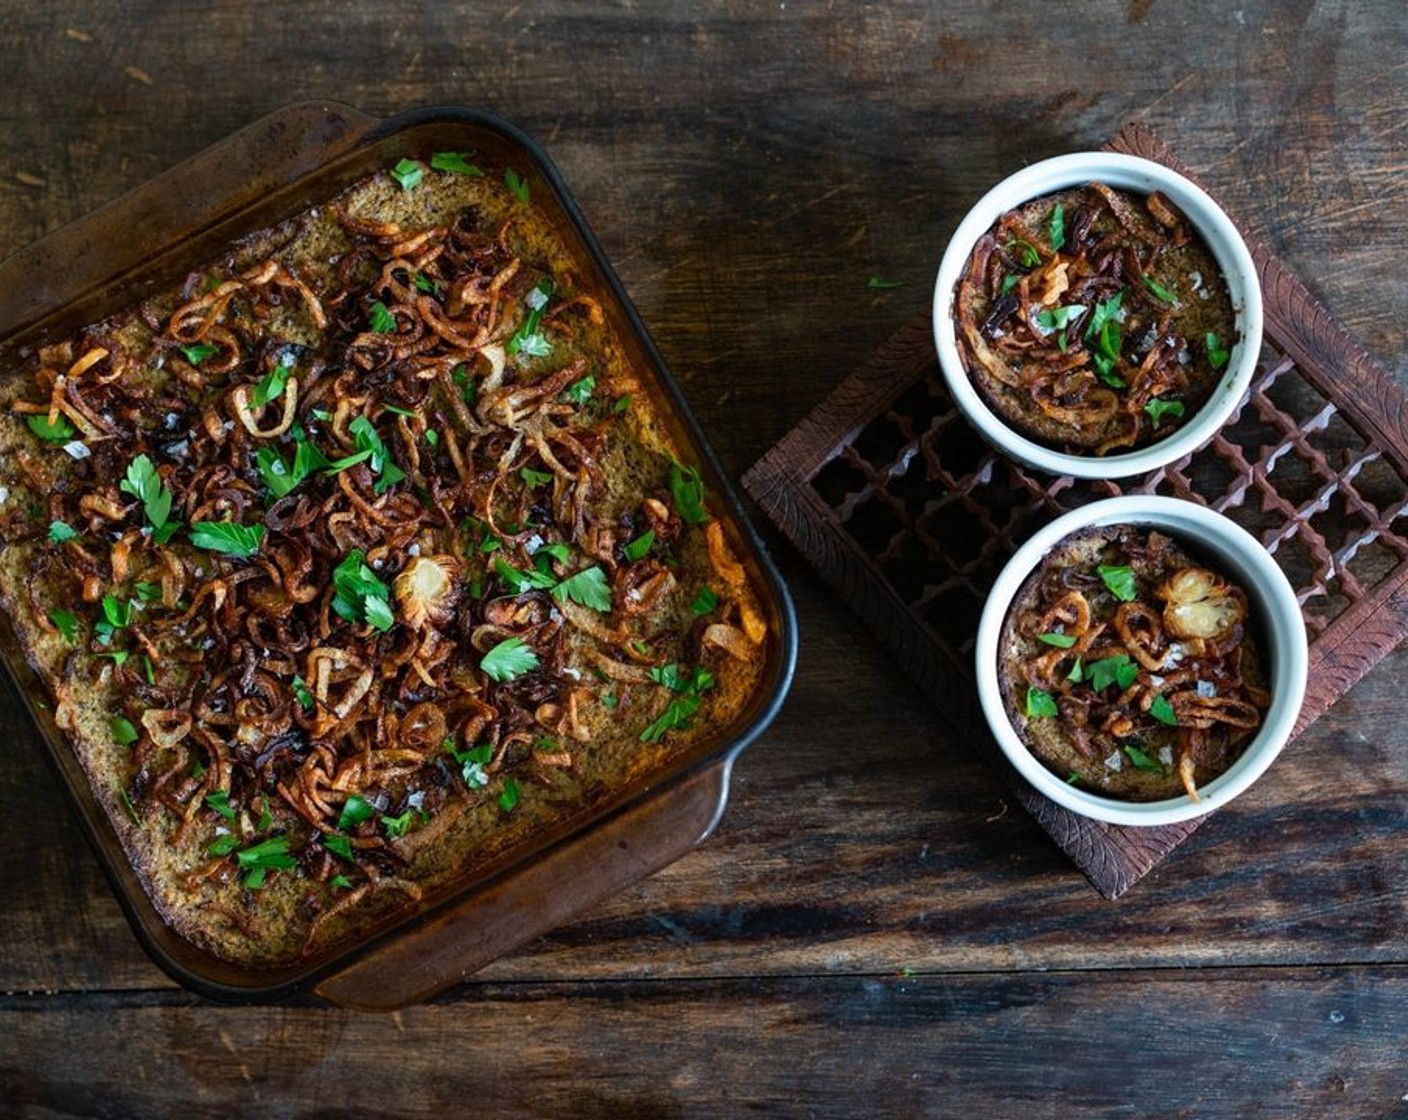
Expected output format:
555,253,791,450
2,3,1406,1117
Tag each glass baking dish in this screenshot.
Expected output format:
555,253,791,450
0,102,796,1008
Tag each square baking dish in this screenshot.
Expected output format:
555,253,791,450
0,102,796,1008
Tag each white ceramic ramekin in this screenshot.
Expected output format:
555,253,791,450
975,496,1306,826
933,153,1263,479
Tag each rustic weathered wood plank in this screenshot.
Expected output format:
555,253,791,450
4,967,1408,1119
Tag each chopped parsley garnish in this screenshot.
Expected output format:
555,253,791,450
134,581,162,603
344,415,406,493
1067,657,1085,684
504,167,530,203
1048,202,1066,252
640,665,715,743
330,874,354,890
382,810,414,838
1144,398,1186,429
1088,654,1138,693
1006,239,1041,268
251,356,293,409
291,675,314,711
551,565,612,612
179,342,219,366
27,412,77,444
866,276,905,290
48,520,79,544
337,794,376,831
669,460,709,525
236,834,297,889
120,454,181,543
205,789,237,821
519,466,553,490
1097,564,1137,602
431,151,485,176
1000,273,1021,295
564,375,596,406
1036,631,1077,649
624,530,655,563
189,519,265,559
331,550,395,632
111,715,139,746
480,636,539,682
497,777,521,812
49,608,79,644
1143,275,1177,303
1206,331,1231,371
425,428,439,447
1035,304,1086,333
508,279,552,357
447,740,493,790
207,834,241,857
95,594,132,645
1124,744,1164,772
390,158,424,191
691,586,719,615
1149,693,1179,726
1025,687,1059,718
324,834,354,861
256,431,331,499
494,554,557,594
612,394,632,414
369,300,397,333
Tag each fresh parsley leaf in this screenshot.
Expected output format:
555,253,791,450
1006,239,1041,268
27,412,76,444
452,362,476,404
1037,631,1077,649
1084,290,1123,341
324,834,354,861
1067,657,1084,684
133,581,162,603
49,608,79,643
1049,202,1066,252
256,432,331,499
508,279,552,356
48,520,79,544
1025,687,1059,718
1097,564,1137,602
390,158,424,190
205,789,237,821
447,741,494,790
189,520,265,559
519,466,553,490
494,554,557,595
369,300,397,333
1000,273,1021,295
552,566,612,612
1035,304,1086,333
95,594,132,645
1206,331,1231,371
1088,654,1138,693
1124,744,1164,771
236,834,297,888
291,675,314,711
497,777,521,812
1144,398,1186,429
639,665,715,743
1143,275,1177,303
1149,693,1179,727
612,394,631,414
251,359,291,409
866,276,905,290
337,794,376,831
504,167,530,203
669,460,708,525
431,151,484,176
346,415,405,493
1066,771,1081,784
691,586,719,616
120,454,178,538
564,375,596,406
207,834,241,857
331,550,395,631
100,650,130,668
425,428,439,447
382,810,414,838
330,874,354,890
624,530,655,563
602,694,618,710
179,342,219,366
111,715,139,746
650,663,692,692
480,636,539,682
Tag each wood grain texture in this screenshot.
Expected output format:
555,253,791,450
1,0,1407,1113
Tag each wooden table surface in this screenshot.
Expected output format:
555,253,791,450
2,3,1406,1116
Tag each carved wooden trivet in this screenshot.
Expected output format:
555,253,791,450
743,121,1408,898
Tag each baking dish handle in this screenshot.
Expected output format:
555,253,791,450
0,101,378,341
313,760,733,1011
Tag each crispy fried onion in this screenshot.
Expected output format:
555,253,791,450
20,187,764,934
